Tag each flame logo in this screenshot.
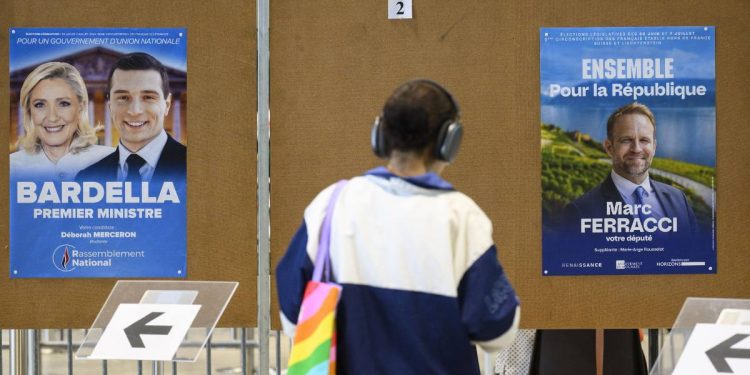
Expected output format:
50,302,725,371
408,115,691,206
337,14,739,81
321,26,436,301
52,244,77,272
61,246,70,270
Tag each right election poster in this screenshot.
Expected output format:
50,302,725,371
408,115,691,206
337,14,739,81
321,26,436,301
540,26,716,276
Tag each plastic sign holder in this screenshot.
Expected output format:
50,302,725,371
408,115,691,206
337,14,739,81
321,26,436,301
76,280,238,362
650,298,750,375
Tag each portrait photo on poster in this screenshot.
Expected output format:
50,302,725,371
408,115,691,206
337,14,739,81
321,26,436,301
540,26,716,276
8,28,188,278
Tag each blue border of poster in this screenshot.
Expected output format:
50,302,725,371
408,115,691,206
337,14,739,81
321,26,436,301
9,28,187,278
540,26,716,275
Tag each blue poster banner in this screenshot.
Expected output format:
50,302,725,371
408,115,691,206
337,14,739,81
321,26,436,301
9,28,187,278
540,26,716,275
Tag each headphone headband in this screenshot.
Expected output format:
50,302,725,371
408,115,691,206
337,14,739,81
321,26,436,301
411,79,461,120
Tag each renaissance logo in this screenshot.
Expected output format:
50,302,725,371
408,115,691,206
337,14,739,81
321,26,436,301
52,244,77,272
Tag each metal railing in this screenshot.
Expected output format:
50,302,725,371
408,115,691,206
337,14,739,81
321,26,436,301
0,328,290,375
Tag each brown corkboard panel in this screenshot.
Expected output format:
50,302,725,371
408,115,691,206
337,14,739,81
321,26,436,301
0,0,257,328
270,0,750,329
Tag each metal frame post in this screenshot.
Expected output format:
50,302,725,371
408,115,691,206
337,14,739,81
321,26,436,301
206,335,212,373
28,329,39,375
275,330,281,373
152,361,164,375
257,0,271,374
241,328,248,375
9,330,27,375
66,329,73,375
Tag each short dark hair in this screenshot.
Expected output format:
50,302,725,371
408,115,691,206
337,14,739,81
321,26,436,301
606,102,656,140
107,52,170,98
382,80,458,153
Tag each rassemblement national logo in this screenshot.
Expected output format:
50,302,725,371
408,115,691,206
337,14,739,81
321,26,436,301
52,244,77,272
51,245,129,273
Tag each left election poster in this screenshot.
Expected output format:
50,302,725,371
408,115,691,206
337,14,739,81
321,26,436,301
9,28,187,278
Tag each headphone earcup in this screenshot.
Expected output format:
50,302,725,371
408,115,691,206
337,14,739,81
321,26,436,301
371,116,388,159
435,121,463,163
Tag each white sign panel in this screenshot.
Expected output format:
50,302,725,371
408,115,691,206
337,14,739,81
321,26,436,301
388,0,413,19
673,324,750,375
90,303,201,361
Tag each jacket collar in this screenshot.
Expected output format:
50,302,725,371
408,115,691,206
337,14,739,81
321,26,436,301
365,166,454,191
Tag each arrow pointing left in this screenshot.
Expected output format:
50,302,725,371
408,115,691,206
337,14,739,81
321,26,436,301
124,312,172,348
706,333,750,373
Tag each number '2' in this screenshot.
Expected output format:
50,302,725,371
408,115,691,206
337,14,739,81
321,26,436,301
396,1,405,15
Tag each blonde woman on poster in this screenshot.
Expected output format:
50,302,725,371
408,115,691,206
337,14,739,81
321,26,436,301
10,62,112,180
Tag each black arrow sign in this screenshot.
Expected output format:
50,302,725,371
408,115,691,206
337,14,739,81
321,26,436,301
706,333,750,373
124,312,172,348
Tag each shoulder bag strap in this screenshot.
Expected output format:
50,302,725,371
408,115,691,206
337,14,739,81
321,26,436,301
312,179,348,282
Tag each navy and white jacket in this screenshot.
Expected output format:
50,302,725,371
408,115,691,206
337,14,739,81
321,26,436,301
276,168,520,374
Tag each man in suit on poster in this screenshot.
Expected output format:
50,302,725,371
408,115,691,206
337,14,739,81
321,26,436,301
77,52,185,182
537,103,690,375
564,102,698,235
